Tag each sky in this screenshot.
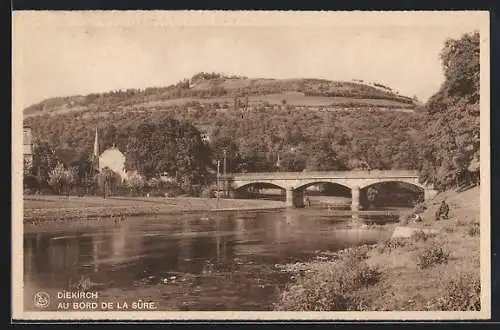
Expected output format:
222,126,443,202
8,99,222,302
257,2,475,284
13,11,486,110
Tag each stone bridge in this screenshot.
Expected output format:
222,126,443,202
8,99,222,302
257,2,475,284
221,170,437,209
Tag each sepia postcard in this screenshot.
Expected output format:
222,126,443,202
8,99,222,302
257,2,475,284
12,10,490,321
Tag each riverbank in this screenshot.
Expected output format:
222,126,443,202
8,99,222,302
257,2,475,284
274,186,481,311
23,195,286,224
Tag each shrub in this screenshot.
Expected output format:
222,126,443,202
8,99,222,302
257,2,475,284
417,245,450,269
376,237,408,253
341,245,371,262
274,254,381,311
24,174,38,190
125,172,146,195
467,223,480,237
411,230,434,242
426,273,480,311
443,226,455,233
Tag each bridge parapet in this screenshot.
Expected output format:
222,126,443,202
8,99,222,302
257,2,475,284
226,170,419,180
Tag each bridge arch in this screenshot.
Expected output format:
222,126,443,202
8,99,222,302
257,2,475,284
231,181,286,202
359,179,425,207
358,178,425,191
293,181,352,209
233,181,287,191
294,180,353,191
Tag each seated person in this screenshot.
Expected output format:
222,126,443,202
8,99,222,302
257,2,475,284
435,200,449,220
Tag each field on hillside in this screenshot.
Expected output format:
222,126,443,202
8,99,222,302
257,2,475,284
23,76,416,117
24,93,414,119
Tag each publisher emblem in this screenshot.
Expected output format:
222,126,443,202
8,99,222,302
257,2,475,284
33,291,50,309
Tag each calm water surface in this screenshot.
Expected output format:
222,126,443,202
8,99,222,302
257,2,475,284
24,209,397,311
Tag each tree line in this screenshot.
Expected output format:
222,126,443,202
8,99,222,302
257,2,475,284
24,118,212,197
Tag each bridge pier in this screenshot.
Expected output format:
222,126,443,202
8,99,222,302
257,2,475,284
351,185,360,212
285,187,305,208
294,189,305,208
228,190,239,199
285,187,294,207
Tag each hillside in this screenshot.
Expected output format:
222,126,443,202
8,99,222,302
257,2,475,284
23,31,479,198
23,96,425,176
22,73,427,179
24,74,417,118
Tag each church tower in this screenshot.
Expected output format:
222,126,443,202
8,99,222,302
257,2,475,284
91,128,100,175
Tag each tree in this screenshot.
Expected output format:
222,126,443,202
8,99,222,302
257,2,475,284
23,173,38,191
96,167,121,198
305,139,345,171
125,172,146,196
70,152,93,187
210,136,241,173
279,152,306,171
48,162,76,196
147,177,161,190
238,138,275,172
31,140,59,192
420,31,480,190
440,31,480,104
64,166,78,197
102,124,118,149
125,118,212,190
54,147,79,168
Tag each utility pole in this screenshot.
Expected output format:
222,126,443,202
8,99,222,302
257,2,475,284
223,149,227,175
223,149,227,197
216,160,220,208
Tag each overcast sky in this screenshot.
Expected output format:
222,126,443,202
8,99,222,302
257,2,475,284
13,11,485,110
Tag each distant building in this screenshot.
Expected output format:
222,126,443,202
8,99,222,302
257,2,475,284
196,125,212,143
23,126,33,170
92,128,128,181
201,132,210,142
99,145,128,181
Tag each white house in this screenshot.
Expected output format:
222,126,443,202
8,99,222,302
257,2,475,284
99,145,128,181
23,126,33,170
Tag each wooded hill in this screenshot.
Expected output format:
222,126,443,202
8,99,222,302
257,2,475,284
23,76,423,176
23,31,480,192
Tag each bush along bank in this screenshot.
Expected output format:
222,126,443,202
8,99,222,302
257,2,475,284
273,187,481,311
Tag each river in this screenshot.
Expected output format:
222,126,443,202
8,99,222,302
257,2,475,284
23,209,401,311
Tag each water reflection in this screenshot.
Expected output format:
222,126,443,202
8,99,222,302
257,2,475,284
24,209,397,310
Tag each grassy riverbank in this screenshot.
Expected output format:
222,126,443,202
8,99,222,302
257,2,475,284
274,186,481,311
23,195,286,223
